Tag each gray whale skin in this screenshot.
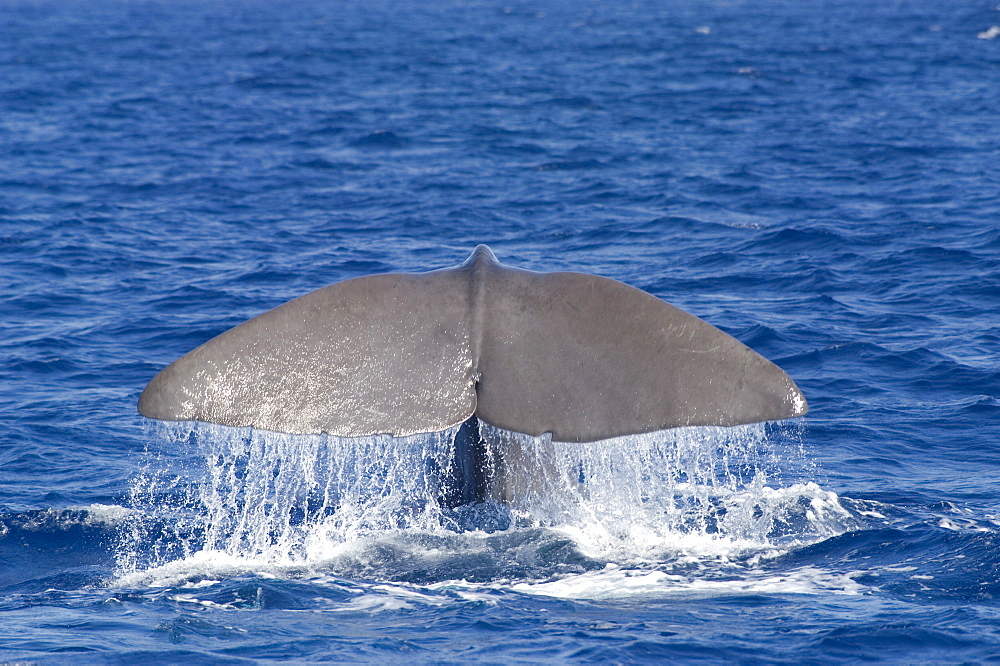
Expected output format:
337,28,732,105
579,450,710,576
139,245,807,502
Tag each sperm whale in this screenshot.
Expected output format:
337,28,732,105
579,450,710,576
138,245,806,501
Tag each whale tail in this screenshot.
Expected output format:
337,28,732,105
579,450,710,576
138,245,807,443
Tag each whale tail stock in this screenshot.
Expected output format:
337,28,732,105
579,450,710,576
139,245,807,445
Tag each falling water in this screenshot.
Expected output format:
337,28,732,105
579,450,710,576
117,419,851,579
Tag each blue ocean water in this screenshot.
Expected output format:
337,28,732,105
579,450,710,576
2,0,999,661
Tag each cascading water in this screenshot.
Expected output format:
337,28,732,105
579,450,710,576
479,421,850,562
117,420,853,585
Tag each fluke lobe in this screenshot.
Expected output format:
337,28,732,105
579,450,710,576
139,245,807,443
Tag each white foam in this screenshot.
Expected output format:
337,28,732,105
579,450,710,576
937,517,992,532
116,549,264,588
74,503,134,525
118,420,853,593
512,564,865,600
9,504,133,532
169,594,240,610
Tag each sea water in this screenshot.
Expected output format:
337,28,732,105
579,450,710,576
2,0,999,661
117,421,831,578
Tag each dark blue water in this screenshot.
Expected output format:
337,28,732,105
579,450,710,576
2,0,999,661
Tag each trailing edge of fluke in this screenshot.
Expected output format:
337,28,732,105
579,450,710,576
138,245,807,442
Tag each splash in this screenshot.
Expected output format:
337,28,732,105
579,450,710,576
486,422,847,562
118,419,850,581
118,422,461,573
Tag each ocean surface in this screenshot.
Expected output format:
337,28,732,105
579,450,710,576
2,0,999,662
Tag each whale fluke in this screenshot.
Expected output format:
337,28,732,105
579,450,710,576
139,245,806,442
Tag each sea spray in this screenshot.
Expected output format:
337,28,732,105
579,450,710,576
118,419,848,579
485,421,844,561
119,421,462,572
